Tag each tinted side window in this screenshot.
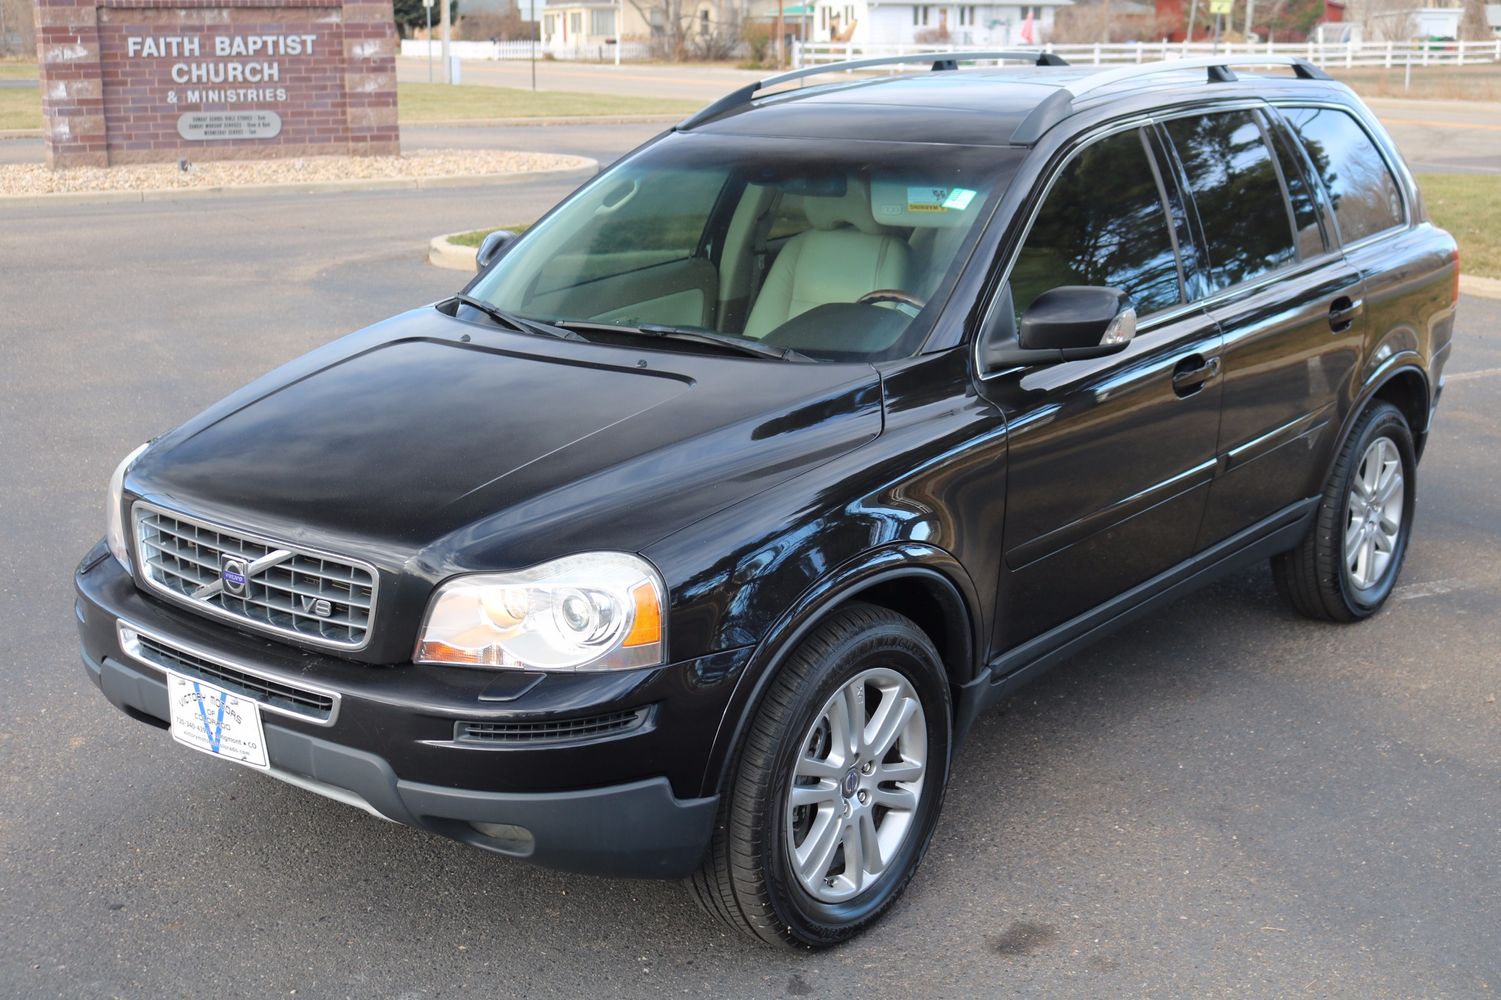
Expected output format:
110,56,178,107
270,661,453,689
1165,111,1297,290
1281,106,1405,244
1268,124,1325,259
1011,128,1183,318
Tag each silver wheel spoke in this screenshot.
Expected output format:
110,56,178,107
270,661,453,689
789,782,839,809
864,694,916,759
841,819,865,893
796,808,843,883
795,755,844,782
872,783,919,812
878,759,923,783
858,810,885,876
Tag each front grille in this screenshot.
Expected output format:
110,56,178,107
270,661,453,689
120,626,336,723
134,503,377,650
455,707,651,746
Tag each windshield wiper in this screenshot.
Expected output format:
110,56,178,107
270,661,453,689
555,321,805,361
451,294,585,342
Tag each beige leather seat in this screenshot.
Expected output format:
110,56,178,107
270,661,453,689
743,178,912,340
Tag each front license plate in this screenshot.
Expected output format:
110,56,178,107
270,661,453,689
166,673,269,769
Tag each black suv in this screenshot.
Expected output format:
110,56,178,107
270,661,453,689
74,53,1458,947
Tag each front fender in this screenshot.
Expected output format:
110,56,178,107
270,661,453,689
695,544,981,798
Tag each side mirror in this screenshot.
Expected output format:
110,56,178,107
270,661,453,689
981,285,1136,370
475,229,518,272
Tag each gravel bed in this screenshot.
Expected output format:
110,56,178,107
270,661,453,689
0,149,589,196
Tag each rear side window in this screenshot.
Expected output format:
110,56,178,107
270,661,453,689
1164,111,1297,290
1010,128,1183,318
1267,125,1326,259
1281,106,1406,244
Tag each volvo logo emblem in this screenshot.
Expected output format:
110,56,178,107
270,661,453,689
842,767,860,798
219,556,248,596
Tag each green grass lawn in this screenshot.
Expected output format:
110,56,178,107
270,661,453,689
0,62,38,81
0,87,40,130
395,83,699,122
1418,173,1501,280
0,82,696,132
448,224,530,247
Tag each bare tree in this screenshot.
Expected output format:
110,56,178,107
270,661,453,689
1457,0,1488,40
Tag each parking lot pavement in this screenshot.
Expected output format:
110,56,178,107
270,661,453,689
1,184,1498,998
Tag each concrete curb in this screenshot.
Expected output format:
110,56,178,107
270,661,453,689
0,129,41,140
0,158,598,208
1460,274,1501,300
429,231,481,271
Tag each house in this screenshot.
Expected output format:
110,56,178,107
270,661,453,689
541,0,643,53
806,0,1074,46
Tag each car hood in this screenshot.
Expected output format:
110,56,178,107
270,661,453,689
128,306,883,578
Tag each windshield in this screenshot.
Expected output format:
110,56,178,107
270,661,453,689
466,132,1024,362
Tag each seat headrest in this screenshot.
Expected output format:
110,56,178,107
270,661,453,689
804,177,885,235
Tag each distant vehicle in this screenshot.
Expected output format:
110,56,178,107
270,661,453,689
76,52,1457,947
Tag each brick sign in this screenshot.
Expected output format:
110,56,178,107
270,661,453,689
35,0,399,168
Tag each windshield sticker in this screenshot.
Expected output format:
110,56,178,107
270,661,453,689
905,186,977,213
942,188,977,210
906,186,950,213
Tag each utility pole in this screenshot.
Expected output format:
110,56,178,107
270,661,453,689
1244,0,1256,40
425,0,434,81
441,0,452,83
1186,0,1199,43
776,1,784,67
615,0,622,65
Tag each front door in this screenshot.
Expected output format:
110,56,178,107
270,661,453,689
978,125,1224,654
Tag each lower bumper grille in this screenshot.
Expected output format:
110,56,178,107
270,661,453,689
118,624,337,724
455,707,651,746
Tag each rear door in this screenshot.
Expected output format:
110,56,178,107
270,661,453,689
1159,107,1364,548
978,124,1225,652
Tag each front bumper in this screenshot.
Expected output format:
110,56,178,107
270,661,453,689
75,545,750,878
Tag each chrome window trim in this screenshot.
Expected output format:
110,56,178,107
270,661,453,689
131,499,380,653
1267,99,1414,253
116,618,343,727
974,107,1216,381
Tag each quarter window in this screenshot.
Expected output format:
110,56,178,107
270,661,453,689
1010,128,1183,319
1164,111,1297,291
1281,106,1405,244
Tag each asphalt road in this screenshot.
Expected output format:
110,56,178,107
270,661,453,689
2,173,1499,998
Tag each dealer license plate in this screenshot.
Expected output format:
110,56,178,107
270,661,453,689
166,673,269,769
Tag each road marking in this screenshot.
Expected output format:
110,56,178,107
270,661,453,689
1393,577,1470,601
1379,116,1501,133
1446,367,1501,383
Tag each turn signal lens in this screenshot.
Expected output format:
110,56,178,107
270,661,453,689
106,442,150,575
415,552,665,671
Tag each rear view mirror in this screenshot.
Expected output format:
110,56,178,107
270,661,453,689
476,230,518,272
981,285,1135,370
1020,286,1136,359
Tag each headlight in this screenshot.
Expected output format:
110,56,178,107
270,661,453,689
107,442,150,574
415,552,665,671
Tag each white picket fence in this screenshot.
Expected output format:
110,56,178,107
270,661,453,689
399,39,654,62
793,38,1501,70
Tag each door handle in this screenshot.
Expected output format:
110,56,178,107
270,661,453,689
1329,296,1363,332
1172,355,1220,397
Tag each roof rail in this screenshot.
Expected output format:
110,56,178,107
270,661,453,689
676,49,1070,131
1010,54,1331,145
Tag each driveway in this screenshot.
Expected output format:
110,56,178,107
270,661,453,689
1,172,1498,999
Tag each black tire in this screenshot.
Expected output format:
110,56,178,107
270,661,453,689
688,602,953,948
1272,401,1417,622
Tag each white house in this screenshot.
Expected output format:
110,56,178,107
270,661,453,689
807,0,1073,46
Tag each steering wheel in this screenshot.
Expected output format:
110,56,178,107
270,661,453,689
857,289,926,310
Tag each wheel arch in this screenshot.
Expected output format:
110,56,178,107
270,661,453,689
698,544,983,798
1333,357,1430,471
